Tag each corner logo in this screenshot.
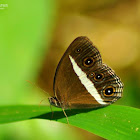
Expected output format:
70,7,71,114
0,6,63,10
0,3,8,10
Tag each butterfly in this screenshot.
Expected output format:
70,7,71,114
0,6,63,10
48,36,123,110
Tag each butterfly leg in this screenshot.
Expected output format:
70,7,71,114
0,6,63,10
49,104,54,119
62,108,69,124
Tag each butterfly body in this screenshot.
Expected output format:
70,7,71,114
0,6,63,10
48,36,123,109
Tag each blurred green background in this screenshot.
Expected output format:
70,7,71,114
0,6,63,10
0,0,140,140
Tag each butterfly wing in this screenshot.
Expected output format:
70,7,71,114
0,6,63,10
53,36,123,109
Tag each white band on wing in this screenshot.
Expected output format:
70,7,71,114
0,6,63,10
69,55,107,105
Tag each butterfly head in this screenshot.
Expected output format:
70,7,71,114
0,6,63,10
48,97,61,108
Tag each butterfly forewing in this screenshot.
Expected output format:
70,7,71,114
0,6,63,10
52,36,123,109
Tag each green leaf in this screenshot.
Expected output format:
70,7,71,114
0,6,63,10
0,105,140,140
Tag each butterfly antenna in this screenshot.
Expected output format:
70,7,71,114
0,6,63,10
26,80,59,121
26,80,49,108
62,108,69,124
26,80,49,96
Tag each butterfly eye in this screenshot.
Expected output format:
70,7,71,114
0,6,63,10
75,48,82,53
103,86,115,97
94,73,104,81
83,57,95,67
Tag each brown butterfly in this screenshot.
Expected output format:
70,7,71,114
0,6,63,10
49,36,123,110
